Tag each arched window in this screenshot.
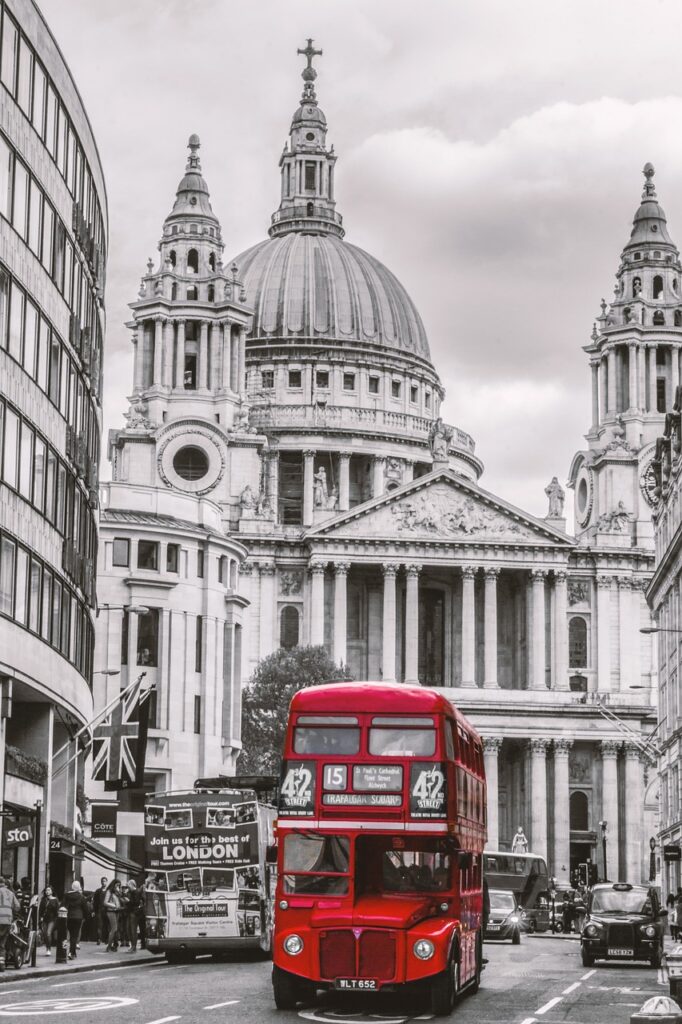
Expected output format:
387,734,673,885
280,606,300,649
209,252,216,272
171,283,177,300
217,556,228,585
632,276,641,297
653,310,665,326
654,275,664,299
169,250,176,267
675,310,682,327
306,201,314,216
187,249,199,274
186,286,198,301
569,791,589,831
208,285,215,302
568,617,587,668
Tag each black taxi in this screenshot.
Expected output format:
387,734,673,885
580,882,666,967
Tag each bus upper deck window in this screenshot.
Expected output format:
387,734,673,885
369,717,436,757
294,716,360,755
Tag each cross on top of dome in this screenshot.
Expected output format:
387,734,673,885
186,133,202,172
642,161,656,199
297,38,322,103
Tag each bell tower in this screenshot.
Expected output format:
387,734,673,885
569,164,682,545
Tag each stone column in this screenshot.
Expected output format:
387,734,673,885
127,607,139,673
630,580,642,689
483,567,499,688
529,738,549,861
309,562,326,646
333,562,350,667
553,739,572,880
648,344,657,413
596,575,612,693
153,317,163,386
372,456,385,498
162,320,173,387
607,347,617,415
221,323,231,389
381,563,398,683
601,740,620,881
673,345,680,400
617,576,632,694
461,566,477,687
209,322,220,390
267,451,279,522
133,330,144,392
590,359,600,429
531,570,547,690
175,319,185,389
599,355,608,423
628,341,639,412
338,452,351,512
624,743,644,882
638,344,647,413
230,328,239,392
483,737,502,850
303,451,316,527
198,320,209,390
404,565,421,684
258,563,276,659
238,328,246,395
553,571,569,690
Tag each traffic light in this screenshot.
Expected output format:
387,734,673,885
578,862,598,887
578,863,588,886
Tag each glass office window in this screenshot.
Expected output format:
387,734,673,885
0,537,15,616
48,333,60,405
12,157,28,239
28,178,42,256
29,559,41,633
0,12,17,93
0,268,8,349
44,448,56,522
40,568,51,640
3,406,18,489
44,84,56,156
51,578,61,646
18,420,33,500
36,317,48,391
41,201,53,273
8,279,23,362
23,298,37,376
0,135,11,220
16,36,32,116
33,436,45,513
32,60,45,134
14,546,28,625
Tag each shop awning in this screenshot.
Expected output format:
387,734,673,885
80,837,143,876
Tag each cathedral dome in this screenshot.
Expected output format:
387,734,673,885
232,231,432,362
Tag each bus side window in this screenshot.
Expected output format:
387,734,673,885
459,851,472,891
444,722,455,761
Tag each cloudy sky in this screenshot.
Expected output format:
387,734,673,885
38,0,682,523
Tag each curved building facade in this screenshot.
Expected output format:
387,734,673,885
0,0,107,889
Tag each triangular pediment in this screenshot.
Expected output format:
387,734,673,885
307,470,573,546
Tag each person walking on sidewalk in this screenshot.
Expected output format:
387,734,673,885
63,881,90,960
38,886,59,956
104,881,121,952
0,877,20,971
92,877,109,947
124,881,142,952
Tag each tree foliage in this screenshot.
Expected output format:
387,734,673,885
238,646,352,774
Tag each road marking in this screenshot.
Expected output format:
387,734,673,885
519,1018,537,1024
204,1001,239,1010
146,1018,181,1024
535,997,562,1015
51,977,116,988
581,969,596,980
562,982,580,995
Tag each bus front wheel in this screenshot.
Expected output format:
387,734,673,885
272,965,311,1010
430,949,459,1016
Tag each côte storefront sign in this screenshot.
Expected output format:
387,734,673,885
91,804,117,839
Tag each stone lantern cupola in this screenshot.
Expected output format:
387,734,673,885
270,39,344,239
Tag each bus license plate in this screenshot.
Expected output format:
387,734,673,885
335,979,377,991
608,947,633,956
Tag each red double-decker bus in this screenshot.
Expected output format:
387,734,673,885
272,682,487,1016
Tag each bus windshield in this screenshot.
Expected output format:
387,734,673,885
283,833,350,895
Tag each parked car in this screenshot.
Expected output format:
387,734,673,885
484,888,522,944
580,882,666,967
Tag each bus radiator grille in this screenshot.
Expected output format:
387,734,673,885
320,930,355,979
359,931,396,980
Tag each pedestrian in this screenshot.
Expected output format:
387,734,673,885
124,881,142,952
671,901,678,942
104,881,121,952
63,881,90,959
92,877,109,946
38,886,59,956
0,877,20,972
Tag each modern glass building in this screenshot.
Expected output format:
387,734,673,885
0,0,106,890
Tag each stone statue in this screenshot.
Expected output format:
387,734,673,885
313,467,328,507
544,476,565,518
240,484,256,509
428,417,453,461
597,500,631,533
326,485,339,511
511,827,528,853
123,400,150,429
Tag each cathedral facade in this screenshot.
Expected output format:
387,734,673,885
95,45,664,882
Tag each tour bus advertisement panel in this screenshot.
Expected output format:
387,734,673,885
144,791,266,944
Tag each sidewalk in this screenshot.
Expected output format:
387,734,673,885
0,942,162,984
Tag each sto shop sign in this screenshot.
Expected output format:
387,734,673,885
3,817,33,848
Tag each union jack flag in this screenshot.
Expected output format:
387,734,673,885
92,677,151,791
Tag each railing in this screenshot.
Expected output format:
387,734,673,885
248,404,476,453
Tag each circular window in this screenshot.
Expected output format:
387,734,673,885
577,478,588,514
173,446,209,481
306,132,315,141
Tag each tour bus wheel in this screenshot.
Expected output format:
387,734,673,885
272,965,308,1011
430,947,459,1016
580,946,594,968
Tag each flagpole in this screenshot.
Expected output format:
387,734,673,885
52,672,147,763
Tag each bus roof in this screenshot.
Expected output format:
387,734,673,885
290,682,467,722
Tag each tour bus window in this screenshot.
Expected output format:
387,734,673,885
283,834,350,895
369,717,436,757
293,717,360,755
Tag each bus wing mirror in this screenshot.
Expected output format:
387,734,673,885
266,844,278,865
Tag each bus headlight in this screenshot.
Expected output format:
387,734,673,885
284,934,304,955
278,900,289,911
413,939,435,960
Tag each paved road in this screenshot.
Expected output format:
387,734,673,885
0,937,668,1022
